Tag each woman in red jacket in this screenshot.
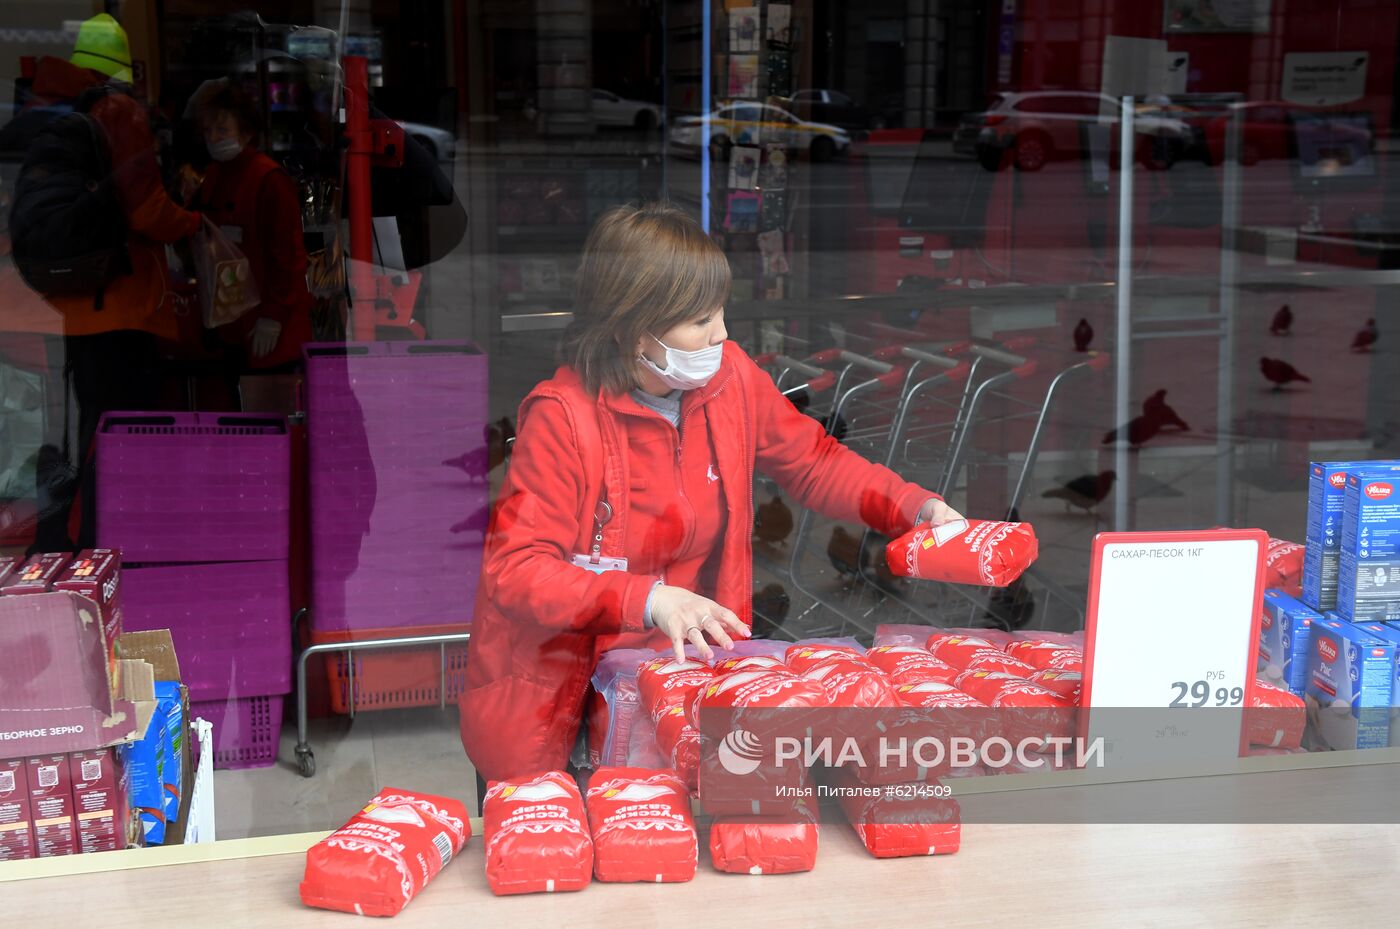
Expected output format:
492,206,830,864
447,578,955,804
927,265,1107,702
188,81,313,370
460,203,963,781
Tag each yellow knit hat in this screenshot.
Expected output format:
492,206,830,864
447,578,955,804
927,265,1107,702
70,13,133,84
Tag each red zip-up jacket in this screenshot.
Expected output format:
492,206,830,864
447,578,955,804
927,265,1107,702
459,342,939,780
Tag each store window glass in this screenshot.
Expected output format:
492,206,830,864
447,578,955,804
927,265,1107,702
0,0,1398,884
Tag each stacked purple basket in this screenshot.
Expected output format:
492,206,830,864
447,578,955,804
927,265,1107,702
96,412,292,769
304,342,488,711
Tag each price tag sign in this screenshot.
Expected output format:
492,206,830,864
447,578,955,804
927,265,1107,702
1080,529,1267,768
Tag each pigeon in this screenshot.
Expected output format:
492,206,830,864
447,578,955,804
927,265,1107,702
827,526,863,584
1260,357,1311,390
1073,318,1094,352
753,494,794,546
1102,415,1162,447
752,582,791,630
1041,470,1117,513
487,417,515,471
1142,389,1189,432
1352,319,1378,353
1270,304,1293,336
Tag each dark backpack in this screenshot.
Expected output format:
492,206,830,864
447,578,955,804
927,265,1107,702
4,85,131,310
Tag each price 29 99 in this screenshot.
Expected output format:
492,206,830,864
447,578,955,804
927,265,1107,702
1168,680,1244,708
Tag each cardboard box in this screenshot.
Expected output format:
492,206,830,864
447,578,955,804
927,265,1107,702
1304,461,1400,612
0,757,35,861
0,592,134,756
1259,590,1321,696
116,631,188,846
26,754,76,857
53,549,124,697
0,553,71,596
0,555,20,590
69,748,131,854
1305,617,1395,751
1337,469,1400,623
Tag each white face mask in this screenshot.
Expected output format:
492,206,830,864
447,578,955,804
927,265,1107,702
639,334,723,391
207,137,243,162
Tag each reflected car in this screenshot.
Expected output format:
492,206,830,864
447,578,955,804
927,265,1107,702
591,88,664,130
397,121,455,163
1202,101,1372,166
783,89,884,132
669,103,850,160
954,91,1193,172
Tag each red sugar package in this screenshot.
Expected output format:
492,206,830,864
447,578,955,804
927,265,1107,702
830,770,961,859
885,519,1038,587
1264,537,1305,598
1247,678,1305,749
708,808,819,875
802,660,898,707
713,655,789,675
698,669,829,713
1004,640,1085,673
864,645,933,673
300,788,471,917
653,705,702,792
785,644,866,674
1029,669,1083,703
886,656,964,687
963,649,1037,677
483,772,592,896
637,657,713,719
586,768,697,883
926,634,1003,667
892,680,987,710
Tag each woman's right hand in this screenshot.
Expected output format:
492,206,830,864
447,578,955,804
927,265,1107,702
649,585,749,661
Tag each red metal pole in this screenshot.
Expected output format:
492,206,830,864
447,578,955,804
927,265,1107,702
344,55,375,342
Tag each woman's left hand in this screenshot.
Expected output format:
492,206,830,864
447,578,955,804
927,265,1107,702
917,497,964,527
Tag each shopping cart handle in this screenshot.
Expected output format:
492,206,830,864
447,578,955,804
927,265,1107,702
1011,360,1039,379
807,371,837,392
776,355,826,379
875,366,907,391
971,345,1029,367
753,352,778,366
945,361,972,383
1086,351,1113,372
900,347,961,369
837,350,895,374
942,341,973,356
872,344,905,361
1002,335,1038,352
808,348,843,364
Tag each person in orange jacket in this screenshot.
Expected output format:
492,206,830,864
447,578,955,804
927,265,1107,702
12,14,201,550
187,80,313,370
459,203,968,781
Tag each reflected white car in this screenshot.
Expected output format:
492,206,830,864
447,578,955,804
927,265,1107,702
592,89,663,130
397,121,455,163
669,103,850,160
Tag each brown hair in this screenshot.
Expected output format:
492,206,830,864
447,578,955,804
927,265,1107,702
562,202,732,395
195,81,260,138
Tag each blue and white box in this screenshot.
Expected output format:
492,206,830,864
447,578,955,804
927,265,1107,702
1337,467,1400,622
1353,622,1400,747
1258,589,1321,696
1303,461,1400,611
1306,616,1396,751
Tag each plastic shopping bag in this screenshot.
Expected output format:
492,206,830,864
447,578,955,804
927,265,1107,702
193,216,259,328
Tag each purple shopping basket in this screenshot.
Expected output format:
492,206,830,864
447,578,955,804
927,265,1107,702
96,412,290,563
123,560,291,702
304,342,488,636
189,695,283,770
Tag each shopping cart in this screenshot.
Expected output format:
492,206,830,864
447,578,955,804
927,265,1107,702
747,334,1110,641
